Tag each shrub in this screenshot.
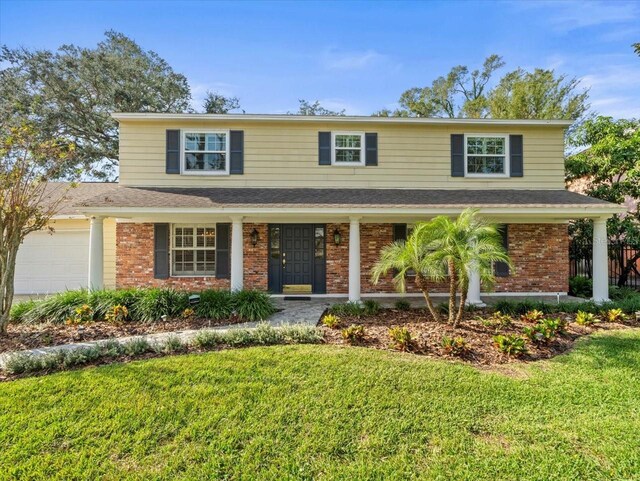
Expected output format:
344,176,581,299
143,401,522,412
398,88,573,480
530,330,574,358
105,305,129,325
123,338,151,356
520,309,544,323
523,318,566,343
192,330,225,349
280,324,324,344
608,286,639,301
182,308,195,319
575,310,598,326
493,334,527,356
569,276,592,298
20,290,89,324
196,289,234,320
437,302,449,315
322,314,341,329
363,299,381,316
232,290,276,321
341,324,365,344
9,299,38,323
482,311,513,330
153,335,185,354
66,304,94,325
492,299,547,316
603,308,626,323
329,302,365,317
134,288,189,322
441,336,469,356
394,299,411,311
388,327,412,351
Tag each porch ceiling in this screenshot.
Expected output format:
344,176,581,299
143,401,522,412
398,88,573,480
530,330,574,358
75,186,624,221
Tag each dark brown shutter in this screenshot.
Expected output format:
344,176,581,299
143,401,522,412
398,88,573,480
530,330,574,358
393,224,407,242
166,130,181,174
451,134,465,177
154,224,170,279
318,132,331,165
365,132,378,166
215,223,231,278
230,130,244,174
494,224,510,277
510,134,523,177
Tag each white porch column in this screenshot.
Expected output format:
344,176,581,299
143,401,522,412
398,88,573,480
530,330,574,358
230,217,244,291
88,216,104,291
348,217,361,303
592,217,609,303
466,268,485,306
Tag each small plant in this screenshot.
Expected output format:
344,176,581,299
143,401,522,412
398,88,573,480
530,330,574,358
394,299,411,311
154,336,185,354
388,326,412,351
196,289,234,320
569,276,592,298
66,304,94,325
329,302,365,317
182,307,195,319
520,309,544,323
482,311,513,330
363,299,381,316
123,338,151,356
322,314,341,329
341,324,365,344
232,290,277,321
493,334,527,357
522,318,566,344
575,310,598,326
105,305,129,324
441,336,468,356
603,308,625,323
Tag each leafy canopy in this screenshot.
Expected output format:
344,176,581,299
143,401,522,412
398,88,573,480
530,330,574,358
292,100,345,116
0,31,191,179
202,92,241,114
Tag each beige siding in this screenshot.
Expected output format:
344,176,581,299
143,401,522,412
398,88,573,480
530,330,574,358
118,120,566,189
103,218,116,289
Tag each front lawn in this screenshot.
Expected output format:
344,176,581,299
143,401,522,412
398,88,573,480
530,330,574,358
1,330,639,480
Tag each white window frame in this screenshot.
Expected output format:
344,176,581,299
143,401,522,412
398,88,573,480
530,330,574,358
464,134,510,178
170,224,217,277
181,130,231,176
331,131,366,166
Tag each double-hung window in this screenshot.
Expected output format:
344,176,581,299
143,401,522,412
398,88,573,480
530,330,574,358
182,131,230,175
332,132,365,165
172,225,216,276
465,135,509,176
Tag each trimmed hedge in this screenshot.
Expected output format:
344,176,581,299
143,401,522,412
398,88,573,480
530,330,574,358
11,288,276,324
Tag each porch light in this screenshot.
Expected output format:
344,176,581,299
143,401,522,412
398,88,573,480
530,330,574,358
250,228,259,246
333,228,342,246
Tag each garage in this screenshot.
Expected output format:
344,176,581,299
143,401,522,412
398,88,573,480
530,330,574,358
14,229,90,295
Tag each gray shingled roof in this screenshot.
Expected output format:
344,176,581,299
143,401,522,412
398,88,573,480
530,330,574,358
75,186,617,210
45,182,119,215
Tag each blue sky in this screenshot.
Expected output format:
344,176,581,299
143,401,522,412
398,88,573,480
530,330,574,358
1,0,639,118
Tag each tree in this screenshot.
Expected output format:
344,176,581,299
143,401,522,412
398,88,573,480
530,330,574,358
487,68,588,120
566,116,640,287
634,43,640,56
0,124,78,334
0,31,191,179
417,209,510,326
293,100,345,116
371,228,443,322
395,55,505,118
203,91,241,114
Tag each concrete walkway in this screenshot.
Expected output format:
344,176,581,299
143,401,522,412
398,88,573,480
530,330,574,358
0,297,330,369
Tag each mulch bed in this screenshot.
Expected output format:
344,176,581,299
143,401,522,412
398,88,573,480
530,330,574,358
321,308,636,366
0,316,246,354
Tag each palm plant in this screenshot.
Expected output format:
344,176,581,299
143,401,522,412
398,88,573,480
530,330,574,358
371,227,444,322
416,209,511,326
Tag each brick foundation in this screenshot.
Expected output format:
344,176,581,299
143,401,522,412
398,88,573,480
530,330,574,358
116,221,568,294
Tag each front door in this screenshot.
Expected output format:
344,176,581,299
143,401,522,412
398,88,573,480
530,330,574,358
268,224,326,294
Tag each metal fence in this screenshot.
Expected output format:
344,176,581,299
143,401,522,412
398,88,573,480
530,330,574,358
569,240,640,289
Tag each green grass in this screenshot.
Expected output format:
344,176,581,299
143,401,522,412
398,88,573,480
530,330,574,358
1,331,640,480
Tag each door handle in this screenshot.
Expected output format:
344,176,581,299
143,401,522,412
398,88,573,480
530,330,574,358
282,258,286,268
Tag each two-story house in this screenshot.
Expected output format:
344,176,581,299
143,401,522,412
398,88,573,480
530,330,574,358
64,113,623,304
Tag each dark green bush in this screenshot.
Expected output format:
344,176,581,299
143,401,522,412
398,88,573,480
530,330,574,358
20,290,89,324
10,299,38,323
363,299,381,316
394,299,411,310
329,302,365,317
133,288,189,322
232,290,276,321
569,276,593,298
196,289,234,320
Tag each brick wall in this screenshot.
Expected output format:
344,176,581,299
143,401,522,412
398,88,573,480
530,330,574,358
116,221,568,294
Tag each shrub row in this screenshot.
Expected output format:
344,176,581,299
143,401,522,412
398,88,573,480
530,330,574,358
11,288,276,325
492,294,640,317
3,323,323,376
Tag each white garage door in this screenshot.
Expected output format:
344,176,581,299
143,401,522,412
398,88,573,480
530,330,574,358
14,230,90,294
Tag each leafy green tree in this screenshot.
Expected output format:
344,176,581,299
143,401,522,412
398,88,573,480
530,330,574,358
416,209,511,326
487,68,588,120
394,55,504,118
566,117,640,286
203,91,241,114
633,43,639,56
0,124,78,334
293,100,345,116
0,31,191,179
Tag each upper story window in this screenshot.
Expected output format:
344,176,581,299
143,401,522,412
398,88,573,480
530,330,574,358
465,135,509,177
332,132,365,166
172,224,216,276
182,131,230,175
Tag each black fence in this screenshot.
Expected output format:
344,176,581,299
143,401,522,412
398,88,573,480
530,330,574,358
569,240,640,289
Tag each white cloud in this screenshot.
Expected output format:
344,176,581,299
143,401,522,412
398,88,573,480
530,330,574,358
321,48,386,71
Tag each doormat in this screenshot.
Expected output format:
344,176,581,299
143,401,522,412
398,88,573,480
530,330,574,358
283,296,311,301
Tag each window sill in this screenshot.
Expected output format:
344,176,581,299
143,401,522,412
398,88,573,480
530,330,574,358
464,174,510,179
331,162,367,167
180,171,230,176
